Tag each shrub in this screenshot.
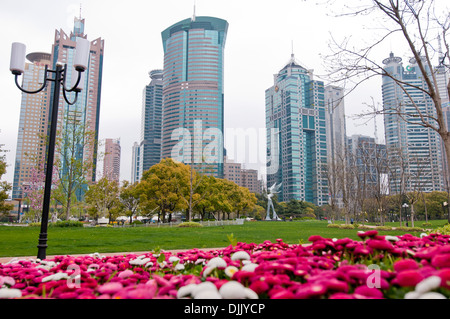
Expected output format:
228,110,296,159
339,224,355,229
177,222,202,228
376,226,392,231
434,224,450,235
422,223,432,227
53,220,83,228
326,224,340,228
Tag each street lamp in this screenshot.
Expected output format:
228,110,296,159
443,202,448,223
10,39,90,260
402,203,408,227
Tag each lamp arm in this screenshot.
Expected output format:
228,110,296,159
14,65,49,94
62,88,79,106
62,65,83,93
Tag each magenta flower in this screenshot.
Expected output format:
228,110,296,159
354,285,384,299
97,282,124,295
431,253,450,269
393,259,419,272
366,239,394,251
394,270,424,287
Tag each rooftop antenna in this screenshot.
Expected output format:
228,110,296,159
79,3,82,19
192,1,196,22
291,40,295,60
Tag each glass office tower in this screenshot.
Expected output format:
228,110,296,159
266,54,328,205
382,52,444,193
139,70,163,177
161,16,228,177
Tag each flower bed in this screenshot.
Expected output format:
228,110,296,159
0,230,449,299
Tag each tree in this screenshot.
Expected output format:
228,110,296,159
325,0,450,197
84,176,120,223
119,180,140,224
0,143,13,217
136,158,188,223
55,111,97,220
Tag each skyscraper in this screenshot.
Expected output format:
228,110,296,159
139,69,163,177
103,138,121,183
266,54,328,205
12,52,52,200
161,15,228,177
131,142,141,184
382,52,444,193
51,16,104,196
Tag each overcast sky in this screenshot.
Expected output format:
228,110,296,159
1,0,445,188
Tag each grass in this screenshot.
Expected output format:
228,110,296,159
0,220,444,258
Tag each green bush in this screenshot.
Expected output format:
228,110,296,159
28,220,84,228
326,224,340,228
339,224,355,229
395,226,423,232
376,226,393,231
177,222,202,228
422,223,432,227
433,224,450,235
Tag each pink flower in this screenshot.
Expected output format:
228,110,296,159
394,270,424,287
393,259,419,272
249,280,269,294
357,230,378,239
431,253,450,269
271,289,295,299
295,283,327,299
97,282,123,295
118,269,134,279
354,286,384,299
367,239,394,251
438,269,450,289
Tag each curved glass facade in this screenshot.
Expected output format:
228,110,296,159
161,16,228,177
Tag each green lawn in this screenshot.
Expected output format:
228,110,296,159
0,220,441,258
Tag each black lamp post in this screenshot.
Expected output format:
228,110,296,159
10,39,90,260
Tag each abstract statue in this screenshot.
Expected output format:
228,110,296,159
265,183,282,221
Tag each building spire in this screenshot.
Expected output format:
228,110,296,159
79,3,82,19
192,1,196,22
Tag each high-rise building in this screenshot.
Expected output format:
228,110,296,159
51,16,104,197
131,142,141,184
324,85,347,208
325,85,347,164
223,156,263,194
12,52,52,200
266,54,328,205
161,15,228,177
139,69,163,178
382,52,444,193
103,138,121,183
347,134,387,195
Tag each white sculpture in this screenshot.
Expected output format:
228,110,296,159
266,183,282,221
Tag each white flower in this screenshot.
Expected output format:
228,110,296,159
174,263,185,271
194,290,222,299
42,272,69,282
144,261,154,268
415,276,441,294
219,281,249,299
404,291,422,299
207,257,227,268
241,263,259,272
130,257,150,266
418,292,447,299
420,233,428,238
231,251,250,261
177,283,197,298
169,256,180,263
0,276,15,287
192,282,219,298
385,235,400,242
225,266,239,278
0,288,22,299
202,266,215,277
244,288,259,299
